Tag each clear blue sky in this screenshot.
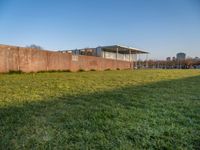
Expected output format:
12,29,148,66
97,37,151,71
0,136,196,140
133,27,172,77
0,0,200,59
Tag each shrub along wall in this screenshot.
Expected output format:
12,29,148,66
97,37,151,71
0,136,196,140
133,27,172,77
0,45,132,73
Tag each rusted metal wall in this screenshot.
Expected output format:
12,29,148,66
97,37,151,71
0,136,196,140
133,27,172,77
0,45,132,73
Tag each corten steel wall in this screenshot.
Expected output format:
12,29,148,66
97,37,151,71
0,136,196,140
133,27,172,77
70,55,132,71
0,45,18,72
0,45,132,73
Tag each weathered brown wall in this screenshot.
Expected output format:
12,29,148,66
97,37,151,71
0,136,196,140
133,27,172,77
0,45,19,72
19,47,48,72
0,45,132,73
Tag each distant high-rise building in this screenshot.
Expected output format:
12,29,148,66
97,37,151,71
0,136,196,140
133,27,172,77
194,57,200,61
166,57,171,61
172,57,176,61
176,52,186,61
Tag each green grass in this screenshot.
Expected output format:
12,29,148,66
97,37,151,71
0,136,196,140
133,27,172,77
0,70,200,149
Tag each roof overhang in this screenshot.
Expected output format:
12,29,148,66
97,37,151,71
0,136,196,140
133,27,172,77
100,45,148,54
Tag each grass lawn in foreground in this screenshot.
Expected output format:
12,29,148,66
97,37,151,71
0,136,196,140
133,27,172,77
0,70,200,149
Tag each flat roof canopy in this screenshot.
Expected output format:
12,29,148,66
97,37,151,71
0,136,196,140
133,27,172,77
100,45,148,54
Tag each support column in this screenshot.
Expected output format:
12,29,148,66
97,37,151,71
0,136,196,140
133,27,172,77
116,48,119,69
135,53,138,69
129,50,131,62
116,48,118,60
146,53,149,68
129,50,132,69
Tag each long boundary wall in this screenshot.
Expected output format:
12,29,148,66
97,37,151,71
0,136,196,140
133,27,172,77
0,45,132,73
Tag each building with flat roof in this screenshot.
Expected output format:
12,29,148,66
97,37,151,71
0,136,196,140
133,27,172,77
63,45,149,62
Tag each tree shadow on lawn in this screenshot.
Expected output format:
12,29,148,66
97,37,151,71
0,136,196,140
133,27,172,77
0,75,200,149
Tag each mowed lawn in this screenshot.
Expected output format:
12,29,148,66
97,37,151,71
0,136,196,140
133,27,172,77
0,70,200,149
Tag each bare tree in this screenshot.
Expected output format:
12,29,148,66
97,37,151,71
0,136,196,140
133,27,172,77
27,44,43,50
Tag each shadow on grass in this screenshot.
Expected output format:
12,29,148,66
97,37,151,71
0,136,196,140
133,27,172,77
0,76,200,149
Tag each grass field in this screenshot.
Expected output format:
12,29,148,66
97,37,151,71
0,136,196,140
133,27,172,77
0,70,200,149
